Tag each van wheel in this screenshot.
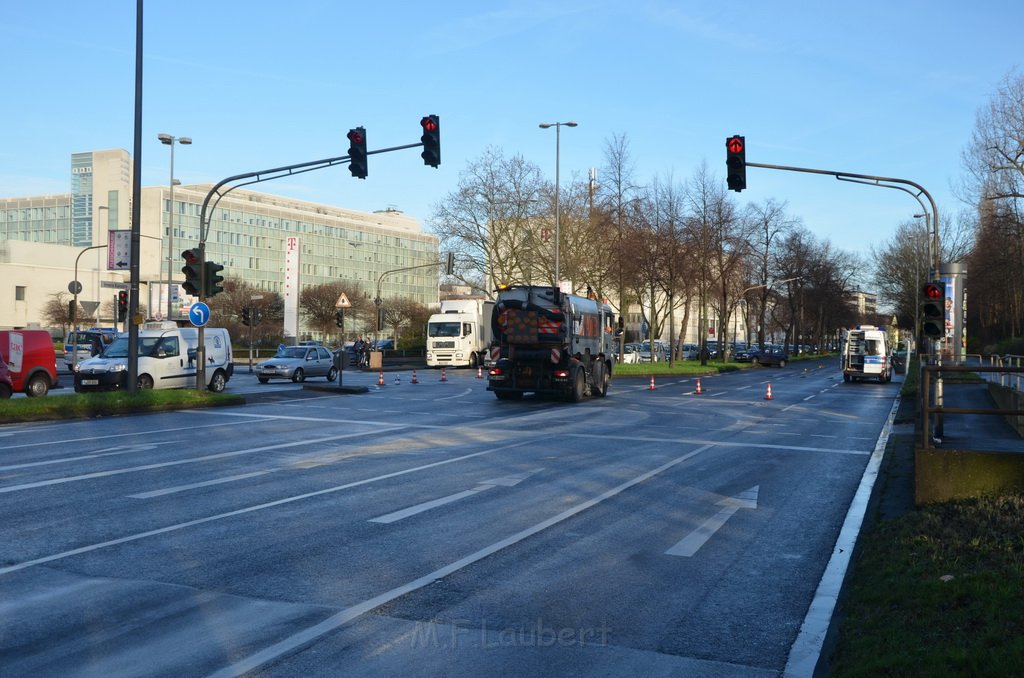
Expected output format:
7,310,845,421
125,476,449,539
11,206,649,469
137,374,154,390
24,374,50,397
208,370,227,393
326,367,338,381
292,368,305,383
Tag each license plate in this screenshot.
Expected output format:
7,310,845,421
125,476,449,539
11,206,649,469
82,379,99,386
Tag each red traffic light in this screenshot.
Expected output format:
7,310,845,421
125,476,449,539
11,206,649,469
922,283,942,299
347,129,365,144
421,116,438,132
181,248,200,264
726,136,744,154
118,291,128,304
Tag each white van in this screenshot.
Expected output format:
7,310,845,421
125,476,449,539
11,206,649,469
74,322,233,392
841,325,891,383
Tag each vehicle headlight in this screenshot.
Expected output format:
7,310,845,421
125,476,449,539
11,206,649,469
109,364,127,373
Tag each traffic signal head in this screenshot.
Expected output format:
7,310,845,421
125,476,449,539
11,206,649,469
335,309,344,328
348,127,367,179
241,307,251,327
117,290,128,321
181,248,202,296
420,115,440,168
204,261,225,298
726,135,746,192
921,281,945,339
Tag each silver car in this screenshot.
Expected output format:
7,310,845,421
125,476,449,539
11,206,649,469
258,345,338,383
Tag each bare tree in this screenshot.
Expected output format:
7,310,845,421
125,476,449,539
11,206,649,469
746,199,798,349
41,292,74,336
429,147,546,296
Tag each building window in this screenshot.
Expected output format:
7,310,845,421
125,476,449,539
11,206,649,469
15,286,26,301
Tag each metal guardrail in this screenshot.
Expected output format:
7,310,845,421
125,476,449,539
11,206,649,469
921,363,1024,448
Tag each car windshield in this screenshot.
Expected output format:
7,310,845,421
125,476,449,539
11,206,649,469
101,336,168,358
276,347,308,359
428,321,462,338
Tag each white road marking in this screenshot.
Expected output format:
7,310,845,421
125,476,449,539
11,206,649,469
369,469,543,524
0,428,404,495
666,486,759,557
127,471,273,499
207,444,715,678
0,441,531,577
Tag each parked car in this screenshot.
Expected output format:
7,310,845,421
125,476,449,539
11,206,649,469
680,343,700,360
614,342,641,364
638,341,667,363
63,328,118,368
258,345,338,383
0,329,60,397
735,346,758,362
0,356,12,399
756,346,789,368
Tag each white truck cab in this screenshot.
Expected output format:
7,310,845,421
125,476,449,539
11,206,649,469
74,322,233,392
841,325,892,383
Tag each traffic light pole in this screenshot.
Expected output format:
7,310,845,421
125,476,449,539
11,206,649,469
192,139,428,391
744,159,944,438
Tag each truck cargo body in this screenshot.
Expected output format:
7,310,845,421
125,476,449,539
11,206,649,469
486,286,614,401
426,299,495,368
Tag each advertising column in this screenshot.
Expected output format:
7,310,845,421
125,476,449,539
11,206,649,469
939,263,967,365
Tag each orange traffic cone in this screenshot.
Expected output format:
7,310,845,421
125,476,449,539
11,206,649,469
378,371,385,386
440,368,448,383
411,369,419,384
764,382,773,400
695,378,704,395
649,374,656,390
476,366,483,379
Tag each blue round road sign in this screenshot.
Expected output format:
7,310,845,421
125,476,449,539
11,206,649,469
188,302,211,327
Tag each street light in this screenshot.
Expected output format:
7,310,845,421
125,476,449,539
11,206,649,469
539,121,577,287
158,133,192,320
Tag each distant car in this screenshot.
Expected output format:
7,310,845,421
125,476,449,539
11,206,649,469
638,341,666,362
0,356,12,399
756,346,789,368
258,345,338,383
735,346,758,362
615,343,641,364
680,343,700,360
64,328,118,368
371,339,395,351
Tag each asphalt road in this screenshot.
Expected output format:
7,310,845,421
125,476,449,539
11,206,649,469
0,358,900,676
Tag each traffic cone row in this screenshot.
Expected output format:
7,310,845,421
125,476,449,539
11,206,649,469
476,366,483,379
377,371,385,386
440,368,448,383
649,375,656,390
764,383,773,400
694,378,703,395
411,370,419,384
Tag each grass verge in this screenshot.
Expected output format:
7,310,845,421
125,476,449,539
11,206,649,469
612,353,832,378
829,495,1024,675
0,390,245,424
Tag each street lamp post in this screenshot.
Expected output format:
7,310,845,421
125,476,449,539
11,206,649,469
539,121,577,288
158,133,192,321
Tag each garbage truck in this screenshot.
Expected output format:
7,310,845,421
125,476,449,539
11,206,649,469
486,285,615,401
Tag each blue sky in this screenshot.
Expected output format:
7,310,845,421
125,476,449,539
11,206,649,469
2,1,1020,261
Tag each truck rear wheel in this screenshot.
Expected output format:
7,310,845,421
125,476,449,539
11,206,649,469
570,370,585,403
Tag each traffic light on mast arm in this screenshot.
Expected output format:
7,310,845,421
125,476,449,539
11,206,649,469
117,290,128,322
921,281,945,339
420,114,440,168
204,260,225,298
348,127,367,179
726,135,746,192
241,307,251,327
181,248,202,296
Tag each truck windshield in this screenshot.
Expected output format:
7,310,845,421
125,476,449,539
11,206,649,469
428,322,462,338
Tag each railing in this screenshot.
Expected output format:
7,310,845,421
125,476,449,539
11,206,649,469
921,363,1024,448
